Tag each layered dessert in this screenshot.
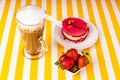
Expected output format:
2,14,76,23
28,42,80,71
62,17,89,43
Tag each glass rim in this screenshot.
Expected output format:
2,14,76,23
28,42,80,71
15,5,46,26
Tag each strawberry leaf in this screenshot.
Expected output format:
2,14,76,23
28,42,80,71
58,65,64,70
81,51,84,54
73,65,79,72
85,52,89,56
62,52,66,55
55,61,60,65
55,61,64,70
85,57,89,64
81,51,89,56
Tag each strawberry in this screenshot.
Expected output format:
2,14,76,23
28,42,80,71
78,56,89,69
61,59,74,70
55,49,90,73
59,55,66,62
66,48,78,61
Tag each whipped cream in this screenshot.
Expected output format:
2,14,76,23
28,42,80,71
16,6,45,31
63,31,88,41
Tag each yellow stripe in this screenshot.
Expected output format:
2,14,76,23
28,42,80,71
30,60,38,80
95,40,109,80
96,0,120,79
0,0,11,44
76,0,83,18
56,0,66,80
75,0,95,80
73,73,80,80
115,0,120,12
14,0,32,79
14,38,24,80
84,49,95,80
36,0,42,7
105,0,120,45
66,0,73,17
26,0,31,5
44,0,52,80
57,44,66,80
106,0,120,79
0,0,21,79
86,0,109,80
29,0,42,80
56,0,62,21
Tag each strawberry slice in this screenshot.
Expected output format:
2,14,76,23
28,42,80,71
78,56,89,69
66,48,78,61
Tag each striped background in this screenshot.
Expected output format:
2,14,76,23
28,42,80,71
0,0,120,80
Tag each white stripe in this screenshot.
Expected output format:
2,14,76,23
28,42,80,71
62,0,72,80
91,0,116,80
101,0,120,66
42,0,46,11
82,0,89,20
80,0,88,80
38,57,45,80
37,0,46,80
51,0,58,80
63,0,71,80
0,0,5,20
22,58,31,80
82,0,102,80
22,0,36,80
31,0,36,5
110,0,120,26
80,68,87,80
72,0,84,78
65,70,72,80
7,27,20,80
62,0,67,19
90,47,102,80
0,0,16,73
72,0,78,17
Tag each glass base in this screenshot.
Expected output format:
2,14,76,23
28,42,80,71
23,49,45,60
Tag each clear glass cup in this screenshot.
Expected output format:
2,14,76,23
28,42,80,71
15,5,48,60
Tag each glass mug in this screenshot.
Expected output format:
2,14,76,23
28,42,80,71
15,5,48,59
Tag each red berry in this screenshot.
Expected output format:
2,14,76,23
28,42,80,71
66,48,78,61
59,55,66,62
61,59,74,70
78,56,89,69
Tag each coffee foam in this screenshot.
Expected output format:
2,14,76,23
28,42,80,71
16,6,45,31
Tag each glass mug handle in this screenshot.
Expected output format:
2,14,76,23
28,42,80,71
37,37,48,54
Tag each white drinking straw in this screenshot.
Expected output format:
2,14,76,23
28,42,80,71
44,14,62,27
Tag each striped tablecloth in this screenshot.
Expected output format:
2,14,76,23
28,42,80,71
0,0,120,80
